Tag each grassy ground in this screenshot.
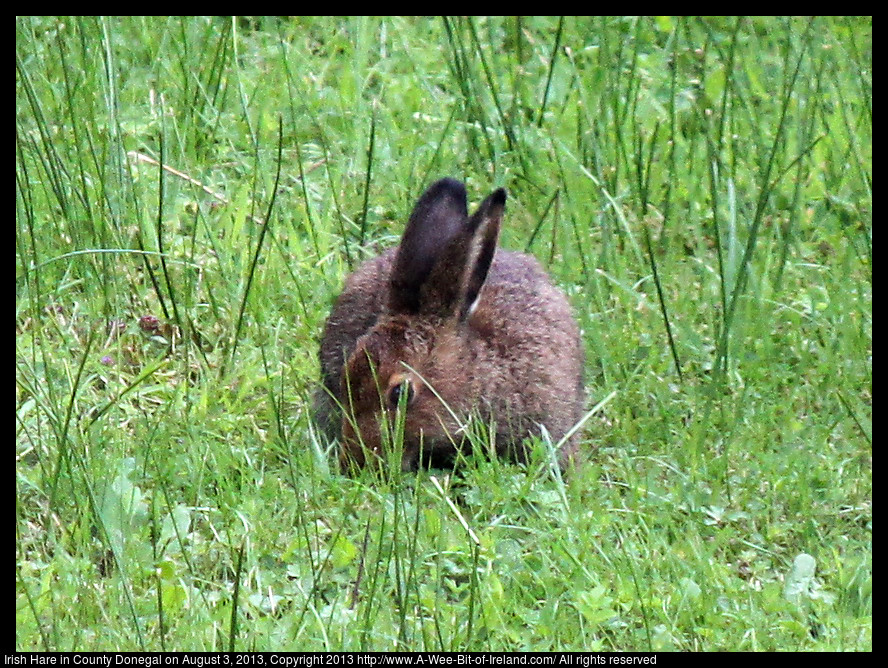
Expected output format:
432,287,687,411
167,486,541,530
16,16,871,651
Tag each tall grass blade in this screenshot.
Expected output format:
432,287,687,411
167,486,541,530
228,116,284,374
537,17,564,128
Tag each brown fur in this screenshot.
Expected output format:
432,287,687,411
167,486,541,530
315,178,585,472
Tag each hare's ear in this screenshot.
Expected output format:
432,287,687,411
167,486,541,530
417,186,505,320
459,188,505,321
389,178,468,314
416,186,506,320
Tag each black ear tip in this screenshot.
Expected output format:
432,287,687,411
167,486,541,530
426,177,467,201
491,187,507,205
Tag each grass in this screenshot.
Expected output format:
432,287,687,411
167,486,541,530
16,16,871,651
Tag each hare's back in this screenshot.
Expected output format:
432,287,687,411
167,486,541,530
473,250,578,334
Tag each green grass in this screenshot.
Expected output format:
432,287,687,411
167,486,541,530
16,16,871,651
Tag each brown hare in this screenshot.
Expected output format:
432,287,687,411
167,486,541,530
316,178,585,472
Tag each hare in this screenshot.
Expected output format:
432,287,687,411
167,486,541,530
315,178,585,472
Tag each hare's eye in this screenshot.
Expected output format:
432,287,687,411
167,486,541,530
387,378,414,409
